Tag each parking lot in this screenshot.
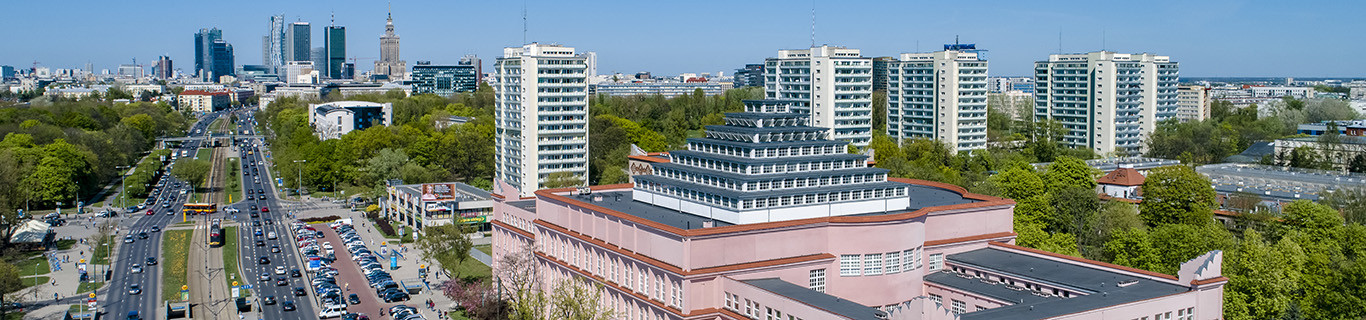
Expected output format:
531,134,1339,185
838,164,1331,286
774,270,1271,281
293,219,426,319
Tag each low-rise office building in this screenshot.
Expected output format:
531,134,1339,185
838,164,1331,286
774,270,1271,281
384,181,494,233
593,82,724,98
178,90,229,112
492,101,1226,320
307,101,392,140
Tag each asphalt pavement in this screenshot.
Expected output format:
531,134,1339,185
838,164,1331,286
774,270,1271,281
226,109,318,319
105,112,222,320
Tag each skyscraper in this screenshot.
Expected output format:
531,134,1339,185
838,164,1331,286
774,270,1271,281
311,47,326,73
495,43,590,196
264,15,286,72
886,44,989,152
1034,51,1179,155
765,45,874,147
373,10,405,80
154,56,173,80
324,25,346,79
286,22,311,63
194,28,234,82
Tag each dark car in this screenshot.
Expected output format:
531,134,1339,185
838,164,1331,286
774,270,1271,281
290,269,302,278
258,256,270,264
276,276,288,286
347,293,360,305
282,301,296,311
382,289,409,302
257,189,265,194
258,194,267,200
128,284,142,295
146,257,157,265
150,226,160,232
249,205,257,211
138,232,149,239
293,287,307,296
263,295,276,305
255,240,265,247
127,310,141,320
261,206,269,212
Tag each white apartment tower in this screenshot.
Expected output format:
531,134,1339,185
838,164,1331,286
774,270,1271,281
1034,51,1178,156
494,43,591,196
886,46,989,152
765,45,874,147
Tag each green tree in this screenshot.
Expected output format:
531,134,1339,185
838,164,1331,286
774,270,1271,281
1015,222,1079,256
170,158,211,192
543,172,584,189
1280,200,1344,238
988,166,1044,201
412,223,474,279
548,278,617,320
1139,165,1216,226
0,261,21,320
1041,156,1098,193
1320,188,1366,225
1223,230,1304,320
1053,186,1100,253
1087,201,1146,261
872,90,887,132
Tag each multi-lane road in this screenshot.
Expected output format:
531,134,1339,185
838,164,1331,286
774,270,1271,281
103,108,319,319
105,112,222,319
227,109,318,319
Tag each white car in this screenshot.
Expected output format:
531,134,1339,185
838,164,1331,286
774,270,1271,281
275,266,286,275
267,232,277,240
317,305,346,318
131,264,143,274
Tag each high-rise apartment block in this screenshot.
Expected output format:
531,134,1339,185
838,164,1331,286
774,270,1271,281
324,25,346,79
491,99,1228,320
194,28,234,82
872,56,895,91
732,63,764,89
1177,85,1210,122
886,45,989,152
765,45,874,147
494,43,591,196
286,22,311,63
1034,51,1178,155
373,11,406,81
459,55,483,84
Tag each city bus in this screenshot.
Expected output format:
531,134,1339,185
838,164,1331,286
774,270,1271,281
183,203,218,215
209,220,223,247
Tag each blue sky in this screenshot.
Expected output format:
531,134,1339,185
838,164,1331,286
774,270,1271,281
1,0,1361,77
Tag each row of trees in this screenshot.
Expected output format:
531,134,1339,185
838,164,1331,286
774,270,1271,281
257,86,496,198
1146,98,1359,165
0,99,190,213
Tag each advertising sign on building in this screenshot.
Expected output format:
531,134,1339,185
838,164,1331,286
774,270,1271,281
421,183,457,201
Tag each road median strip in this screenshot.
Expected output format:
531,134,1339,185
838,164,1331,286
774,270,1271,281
162,229,193,301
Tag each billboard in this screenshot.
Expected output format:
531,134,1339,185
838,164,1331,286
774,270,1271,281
421,183,457,201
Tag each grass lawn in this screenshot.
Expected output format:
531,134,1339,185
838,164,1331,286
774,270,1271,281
195,148,211,161
92,237,112,265
76,280,104,294
448,310,474,320
222,227,244,294
475,244,491,256
55,239,77,250
161,230,193,301
224,158,242,204
20,276,49,288
451,255,492,282
18,257,50,275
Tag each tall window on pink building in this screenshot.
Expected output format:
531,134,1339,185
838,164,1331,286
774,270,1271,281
863,253,883,275
808,269,826,292
839,255,861,276
885,252,901,274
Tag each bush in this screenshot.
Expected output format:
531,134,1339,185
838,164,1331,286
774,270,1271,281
374,218,398,239
299,215,341,223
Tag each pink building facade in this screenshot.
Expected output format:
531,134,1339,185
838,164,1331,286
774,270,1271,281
490,101,1226,320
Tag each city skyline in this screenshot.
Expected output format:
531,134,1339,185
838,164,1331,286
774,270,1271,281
1,0,1363,77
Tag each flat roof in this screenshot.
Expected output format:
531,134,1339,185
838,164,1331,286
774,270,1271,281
942,248,1189,320
742,278,885,320
507,199,537,213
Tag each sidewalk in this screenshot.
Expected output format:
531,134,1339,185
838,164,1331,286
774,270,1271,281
20,241,111,320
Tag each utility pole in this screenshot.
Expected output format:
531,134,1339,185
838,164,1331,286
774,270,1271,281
293,160,307,202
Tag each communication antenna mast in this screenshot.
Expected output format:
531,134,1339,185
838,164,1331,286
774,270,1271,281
523,0,528,44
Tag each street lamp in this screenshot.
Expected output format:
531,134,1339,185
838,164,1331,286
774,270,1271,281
292,160,307,201
116,165,133,210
